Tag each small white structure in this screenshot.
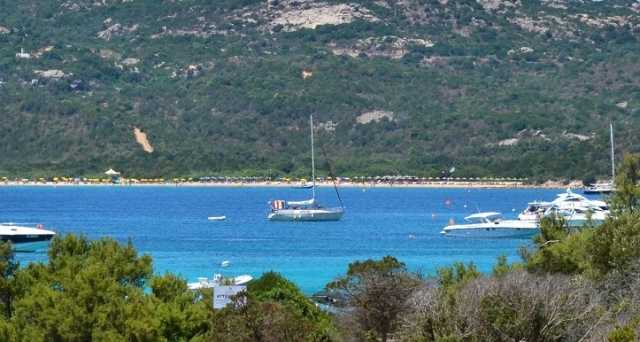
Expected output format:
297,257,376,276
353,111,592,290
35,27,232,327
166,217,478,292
16,48,31,59
105,169,121,183
213,285,246,309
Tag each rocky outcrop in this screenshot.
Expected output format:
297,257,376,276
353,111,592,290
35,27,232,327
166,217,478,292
330,36,434,60
121,58,140,66
541,0,568,10
494,129,551,147
476,0,521,12
97,19,138,41
267,2,379,32
169,62,215,79
34,69,67,79
562,131,593,142
98,49,122,60
497,138,519,146
507,46,534,56
150,25,232,39
572,14,637,29
356,110,395,124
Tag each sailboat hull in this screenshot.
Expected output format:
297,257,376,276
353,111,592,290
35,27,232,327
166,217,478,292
267,115,344,222
268,208,344,221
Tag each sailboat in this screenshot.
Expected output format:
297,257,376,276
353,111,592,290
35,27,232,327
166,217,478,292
584,122,616,195
267,116,344,221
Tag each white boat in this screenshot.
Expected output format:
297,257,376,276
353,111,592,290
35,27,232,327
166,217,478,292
208,216,226,221
0,224,56,251
292,182,314,189
518,201,552,221
268,115,344,222
543,205,609,227
441,212,538,238
518,189,608,221
268,204,345,221
187,274,253,290
583,182,614,195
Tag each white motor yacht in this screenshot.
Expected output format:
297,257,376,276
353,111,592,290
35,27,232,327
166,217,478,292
544,205,609,227
553,189,608,210
518,201,552,221
583,182,614,195
518,189,608,221
0,224,56,251
441,212,538,238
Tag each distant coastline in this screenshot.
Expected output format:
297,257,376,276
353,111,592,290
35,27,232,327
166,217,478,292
0,180,578,189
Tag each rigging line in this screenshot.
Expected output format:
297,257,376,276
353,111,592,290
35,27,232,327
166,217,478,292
318,140,344,209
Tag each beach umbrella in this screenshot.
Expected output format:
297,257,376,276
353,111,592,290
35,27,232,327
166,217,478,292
104,169,120,176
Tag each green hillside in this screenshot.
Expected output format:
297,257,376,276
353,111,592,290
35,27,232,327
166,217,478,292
1,0,639,179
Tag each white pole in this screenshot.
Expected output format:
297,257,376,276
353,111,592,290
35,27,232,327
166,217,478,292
610,121,615,182
310,115,316,201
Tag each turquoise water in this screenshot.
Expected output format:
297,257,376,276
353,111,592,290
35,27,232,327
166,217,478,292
1,186,568,293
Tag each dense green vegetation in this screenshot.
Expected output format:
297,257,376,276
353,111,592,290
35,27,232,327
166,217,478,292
1,154,640,340
0,235,333,341
1,0,639,179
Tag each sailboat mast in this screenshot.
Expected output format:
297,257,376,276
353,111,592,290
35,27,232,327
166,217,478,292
610,121,615,182
310,115,316,201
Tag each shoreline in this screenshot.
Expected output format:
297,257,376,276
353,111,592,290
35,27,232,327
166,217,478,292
0,181,575,189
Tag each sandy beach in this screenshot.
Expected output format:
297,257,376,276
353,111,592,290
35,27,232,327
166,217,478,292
0,180,578,189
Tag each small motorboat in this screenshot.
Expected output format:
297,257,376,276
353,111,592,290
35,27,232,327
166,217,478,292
188,273,253,290
583,182,614,195
220,260,231,268
208,216,226,221
441,212,538,238
292,182,314,189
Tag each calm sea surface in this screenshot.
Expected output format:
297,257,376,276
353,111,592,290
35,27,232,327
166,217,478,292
1,186,579,293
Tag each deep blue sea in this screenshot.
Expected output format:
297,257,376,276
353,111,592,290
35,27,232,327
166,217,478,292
0,186,577,294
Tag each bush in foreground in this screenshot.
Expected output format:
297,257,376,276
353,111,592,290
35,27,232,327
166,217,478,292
0,235,331,341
